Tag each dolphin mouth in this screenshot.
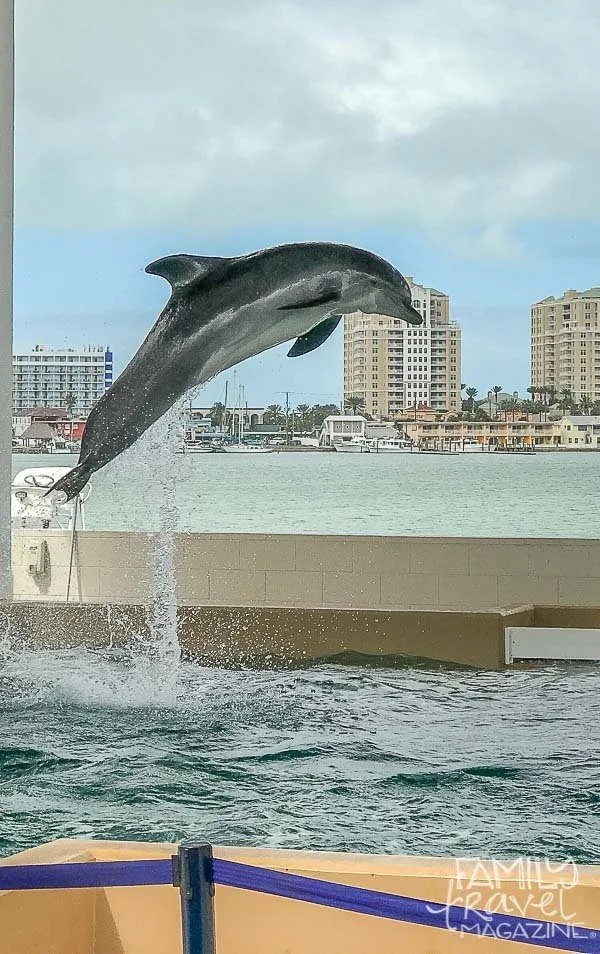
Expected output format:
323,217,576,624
371,301,423,325
401,302,423,325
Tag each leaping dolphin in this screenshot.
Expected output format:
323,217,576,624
50,242,423,500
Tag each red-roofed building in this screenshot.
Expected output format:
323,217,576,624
13,408,86,441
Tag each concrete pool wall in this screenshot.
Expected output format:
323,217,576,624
6,531,599,668
10,530,600,610
3,598,600,669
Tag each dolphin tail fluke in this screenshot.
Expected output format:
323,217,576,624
45,462,93,502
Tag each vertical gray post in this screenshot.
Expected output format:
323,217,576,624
173,845,216,954
0,0,14,601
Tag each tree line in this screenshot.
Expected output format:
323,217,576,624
206,384,599,432
457,384,600,421
206,401,342,432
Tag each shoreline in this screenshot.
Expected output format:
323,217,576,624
10,445,600,455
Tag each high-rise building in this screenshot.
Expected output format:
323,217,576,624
343,278,461,419
531,288,600,402
12,344,113,417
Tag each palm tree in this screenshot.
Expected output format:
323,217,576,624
531,386,549,420
344,394,366,415
64,391,76,418
264,403,284,425
465,387,478,411
527,385,538,403
295,403,311,432
311,404,342,428
499,398,520,422
209,402,226,427
491,385,503,419
579,393,593,415
557,387,575,414
546,386,557,408
63,391,77,441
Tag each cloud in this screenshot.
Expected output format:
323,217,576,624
14,0,600,247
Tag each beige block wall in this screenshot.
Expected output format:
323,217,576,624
10,531,600,610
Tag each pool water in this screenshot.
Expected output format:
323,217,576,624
0,647,598,862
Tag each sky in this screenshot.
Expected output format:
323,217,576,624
13,0,600,407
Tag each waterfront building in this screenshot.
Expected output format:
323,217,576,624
12,344,113,417
404,415,600,448
554,415,600,447
319,415,366,447
531,287,600,403
395,404,440,423
12,407,86,442
343,278,461,420
189,406,266,428
318,415,397,446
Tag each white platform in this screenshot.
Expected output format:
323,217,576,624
505,627,600,663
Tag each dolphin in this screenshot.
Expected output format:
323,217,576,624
50,241,423,500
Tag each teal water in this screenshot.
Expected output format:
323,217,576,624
0,648,598,861
6,450,599,863
11,451,600,536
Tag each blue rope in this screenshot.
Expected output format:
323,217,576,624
0,856,597,952
213,859,598,953
0,859,172,890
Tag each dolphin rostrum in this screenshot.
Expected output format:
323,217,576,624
50,242,423,500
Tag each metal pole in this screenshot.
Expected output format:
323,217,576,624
0,0,14,601
285,390,289,443
173,845,216,954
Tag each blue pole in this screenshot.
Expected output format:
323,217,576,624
173,844,216,954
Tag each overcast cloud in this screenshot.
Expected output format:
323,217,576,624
14,0,600,253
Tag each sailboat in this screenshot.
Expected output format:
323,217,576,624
223,382,274,453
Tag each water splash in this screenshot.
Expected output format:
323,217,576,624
128,398,190,693
70,395,194,702
0,609,11,663
2,396,204,708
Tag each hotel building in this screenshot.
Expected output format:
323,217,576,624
12,344,113,417
531,287,600,402
343,278,461,419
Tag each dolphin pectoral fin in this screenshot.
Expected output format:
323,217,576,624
277,276,341,311
287,315,342,357
145,254,230,290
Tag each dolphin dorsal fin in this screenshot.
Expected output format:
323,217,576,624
145,254,230,290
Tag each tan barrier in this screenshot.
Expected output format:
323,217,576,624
0,839,598,954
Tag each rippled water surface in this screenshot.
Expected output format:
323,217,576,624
7,449,599,862
12,451,600,536
0,648,598,861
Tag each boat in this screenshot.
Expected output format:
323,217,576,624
223,443,274,453
490,444,536,454
333,436,371,453
460,438,485,453
11,466,90,530
221,378,275,452
182,442,215,453
368,437,416,454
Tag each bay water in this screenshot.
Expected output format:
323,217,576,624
11,450,600,536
